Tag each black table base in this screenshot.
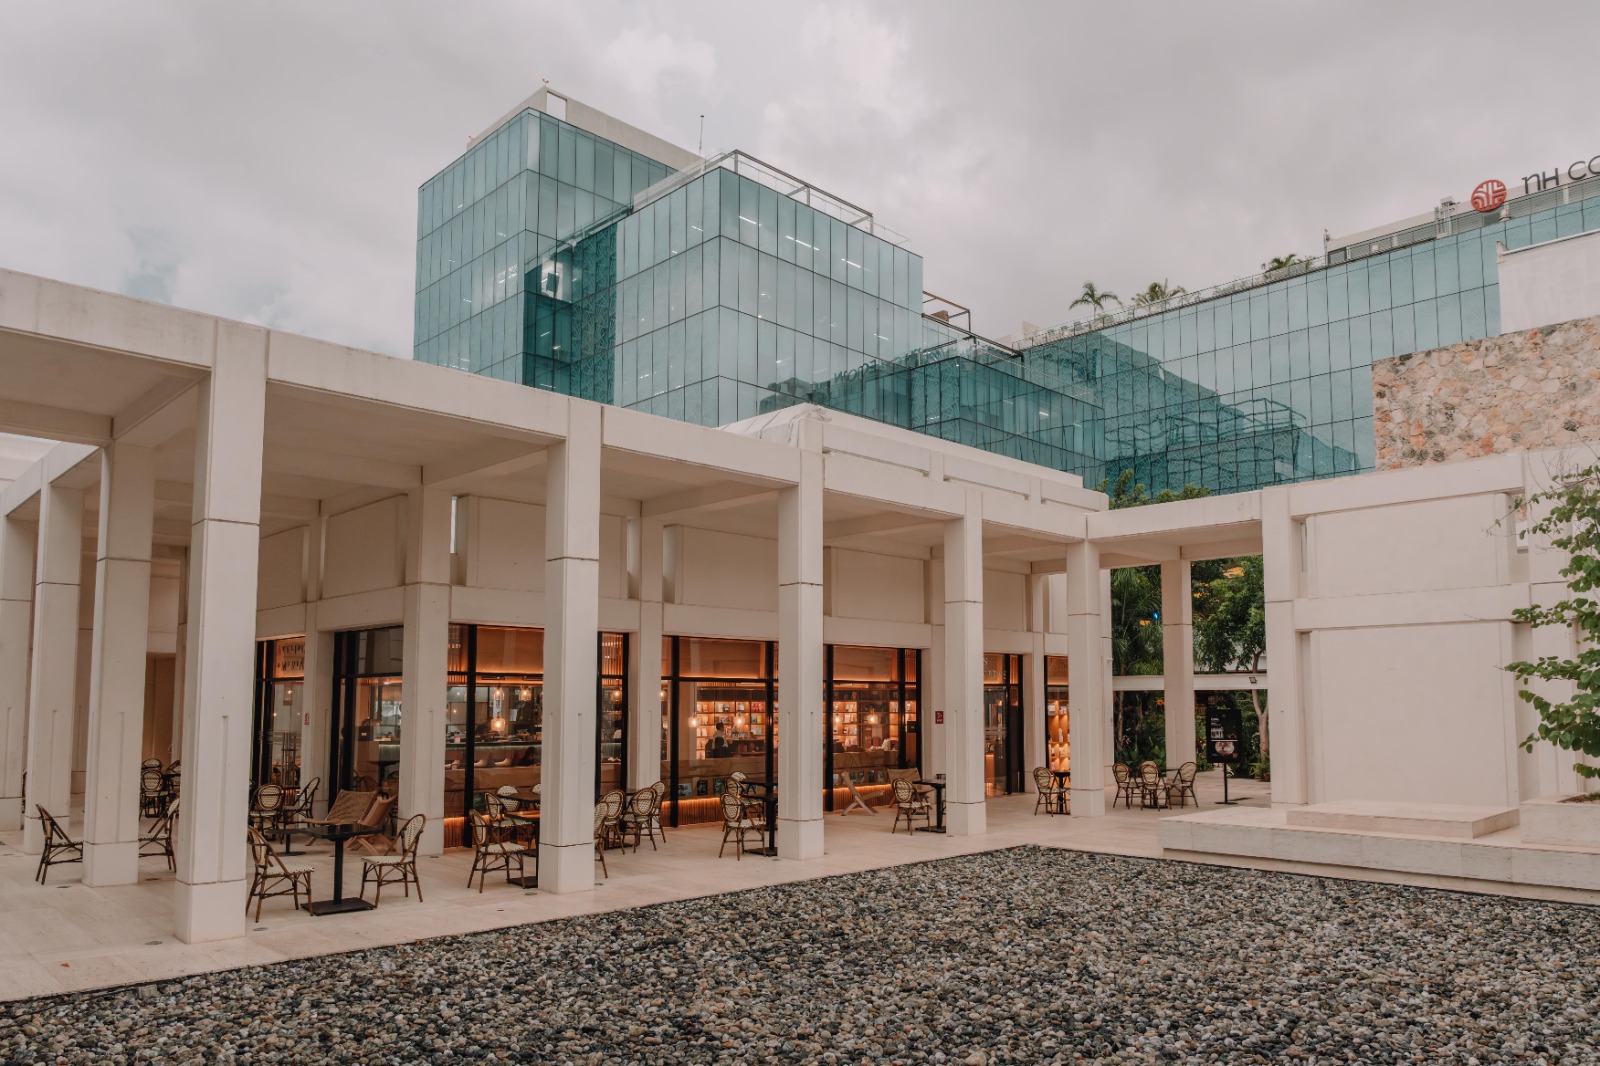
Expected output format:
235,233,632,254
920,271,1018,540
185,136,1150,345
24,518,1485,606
308,897,374,916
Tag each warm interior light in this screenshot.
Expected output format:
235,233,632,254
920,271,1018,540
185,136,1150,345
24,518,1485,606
690,715,699,727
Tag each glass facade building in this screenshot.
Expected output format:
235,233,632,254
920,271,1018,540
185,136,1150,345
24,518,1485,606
416,99,1600,496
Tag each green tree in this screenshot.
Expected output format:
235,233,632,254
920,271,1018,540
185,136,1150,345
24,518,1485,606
1506,464,1600,784
1096,471,1210,763
1194,556,1268,759
1132,280,1187,307
1264,254,1307,272
1070,281,1121,314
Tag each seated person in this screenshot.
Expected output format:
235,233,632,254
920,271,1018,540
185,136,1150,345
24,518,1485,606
706,725,733,759
515,746,538,767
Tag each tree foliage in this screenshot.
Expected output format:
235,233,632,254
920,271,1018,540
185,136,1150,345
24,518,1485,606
1070,281,1121,313
1506,464,1600,781
1132,280,1187,307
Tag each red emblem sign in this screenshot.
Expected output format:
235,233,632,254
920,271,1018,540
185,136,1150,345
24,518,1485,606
1471,179,1507,213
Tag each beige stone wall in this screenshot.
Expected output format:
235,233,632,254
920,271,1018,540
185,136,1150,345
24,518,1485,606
1372,314,1600,469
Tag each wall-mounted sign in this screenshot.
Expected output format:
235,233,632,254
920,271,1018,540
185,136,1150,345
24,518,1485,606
1471,179,1507,213
934,710,944,725
273,638,306,679
1205,706,1243,764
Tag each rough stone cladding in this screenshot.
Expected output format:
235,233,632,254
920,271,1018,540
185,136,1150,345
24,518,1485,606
1372,314,1600,469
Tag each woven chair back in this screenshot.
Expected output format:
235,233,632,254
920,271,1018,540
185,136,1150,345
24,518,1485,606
719,791,746,826
1113,763,1130,785
1139,763,1162,788
397,813,426,857
891,778,916,805
1032,766,1055,792
254,783,284,812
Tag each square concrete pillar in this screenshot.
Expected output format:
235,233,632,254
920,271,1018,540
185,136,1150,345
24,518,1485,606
82,442,156,886
1160,559,1197,768
22,483,84,854
0,516,37,831
628,518,665,791
1022,577,1047,789
1260,487,1306,807
297,616,334,818
1066,540,1107,816
539,404,601,894
777,449,824,858
173,324,267,944
942,492,986,836
401,485,451,857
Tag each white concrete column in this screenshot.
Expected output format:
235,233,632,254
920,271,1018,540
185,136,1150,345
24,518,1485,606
1100,570,1115,773
1067,540,1107,815
400,485,451,857
1022,576,1047,788
297,516,329,817
942,491,986,835
82,442,156,886
173,324,267,943
628,517,665,791
1261,487,1306,807
539,404,601,893
299,610,334,818
170,548,187,760
71,557,94,799
777,445,824,858
1160,559,1197,768
22,483,84,854
0,516,36,831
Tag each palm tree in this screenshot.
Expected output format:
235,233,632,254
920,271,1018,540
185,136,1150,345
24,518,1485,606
1069,281,1121,314
1264,254,1307,272
1132,280,1186,307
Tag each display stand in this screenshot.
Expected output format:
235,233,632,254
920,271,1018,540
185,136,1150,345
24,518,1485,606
1215,764,1239,806
840,778,877,816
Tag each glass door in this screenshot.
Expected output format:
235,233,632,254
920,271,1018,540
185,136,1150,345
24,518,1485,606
251,637,305,791
983,653,1025,795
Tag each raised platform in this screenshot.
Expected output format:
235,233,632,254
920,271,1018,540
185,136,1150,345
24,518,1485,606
1284,799,1519,839
1159,803,1600,893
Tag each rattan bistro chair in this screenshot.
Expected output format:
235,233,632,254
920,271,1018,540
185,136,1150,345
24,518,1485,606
620,788,657,852
1032,766,1069,816
594,802,610,878
139,798,179,871
139,767,166,818
1137,761,1167,809
34,807,83,884
1112,763,1138,809
250,783,286,836
467,810,528,892
718,792,764,859
360,813,426,905
1166,761,1199,808
890,778,931,834
647,780,668,842
246,827,316,920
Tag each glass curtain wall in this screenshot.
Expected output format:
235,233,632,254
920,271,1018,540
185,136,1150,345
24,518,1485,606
824,645,920,810
1045,655,1070,776
330,627,405,797
663,636,775,826
1026,190,1600,495
251,636,305,791
983,653,1025,795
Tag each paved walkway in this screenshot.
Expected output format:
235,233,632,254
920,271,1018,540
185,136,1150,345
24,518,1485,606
0,770,1593,1002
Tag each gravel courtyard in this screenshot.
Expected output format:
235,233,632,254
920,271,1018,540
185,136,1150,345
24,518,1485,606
3,848,1597,1065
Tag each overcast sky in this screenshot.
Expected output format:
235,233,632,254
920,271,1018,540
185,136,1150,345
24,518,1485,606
1,1,1595,358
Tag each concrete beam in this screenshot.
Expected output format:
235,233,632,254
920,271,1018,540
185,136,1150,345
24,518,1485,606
0,399,110,446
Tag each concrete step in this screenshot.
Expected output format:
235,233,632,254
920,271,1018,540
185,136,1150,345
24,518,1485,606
1284,800,1519,839
1158,805,1600,892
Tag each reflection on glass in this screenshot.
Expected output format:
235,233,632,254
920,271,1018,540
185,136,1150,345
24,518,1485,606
1046,655,1070,775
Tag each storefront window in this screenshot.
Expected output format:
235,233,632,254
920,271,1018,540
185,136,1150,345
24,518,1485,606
252,637,305,791
1046,656,1070,775
440,625,627,847
331,627,404,798
663,636,775,825
825,645,920,810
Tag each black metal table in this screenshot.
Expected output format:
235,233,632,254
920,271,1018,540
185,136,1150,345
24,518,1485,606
913,779,947,832
302,823,381,915
742,780,779,856
503,810,541,887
